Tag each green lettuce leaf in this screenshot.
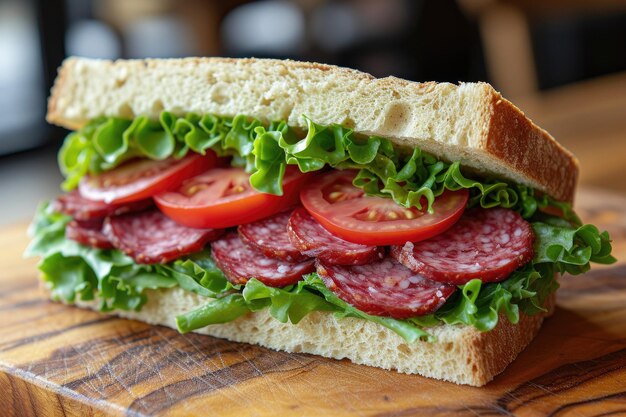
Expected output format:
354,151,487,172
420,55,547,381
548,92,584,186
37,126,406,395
434,266,553,332
175,294,252,332
39,253,97,303
155,251,237,297
57,113,574,220
532,222,616,270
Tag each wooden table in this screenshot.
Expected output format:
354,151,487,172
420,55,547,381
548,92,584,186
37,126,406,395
1,188,625,417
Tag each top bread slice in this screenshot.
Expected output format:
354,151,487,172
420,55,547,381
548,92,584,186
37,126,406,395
47,57,579,202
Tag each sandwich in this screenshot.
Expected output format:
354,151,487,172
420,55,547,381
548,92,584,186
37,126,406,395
26,57,615,387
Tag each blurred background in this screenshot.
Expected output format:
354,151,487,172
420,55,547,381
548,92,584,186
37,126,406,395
1,0,625,226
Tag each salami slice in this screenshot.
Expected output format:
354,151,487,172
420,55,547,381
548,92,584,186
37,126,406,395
66,219,113,249
391,208,534,285
212,232,315,287
316,258,455,318
238,211,309,262
287,208,383,265
104,210,223,264
53,190,152,221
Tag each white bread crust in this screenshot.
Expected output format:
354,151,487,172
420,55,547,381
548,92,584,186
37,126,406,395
47,57,578,202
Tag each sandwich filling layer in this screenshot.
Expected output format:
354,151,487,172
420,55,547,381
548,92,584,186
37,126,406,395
27,113,615,342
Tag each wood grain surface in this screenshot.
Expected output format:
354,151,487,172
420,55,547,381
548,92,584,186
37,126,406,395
1,188,625,417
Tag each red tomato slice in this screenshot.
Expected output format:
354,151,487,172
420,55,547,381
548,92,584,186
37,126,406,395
299,170,469,246
79,153,217,204
154,166,311,229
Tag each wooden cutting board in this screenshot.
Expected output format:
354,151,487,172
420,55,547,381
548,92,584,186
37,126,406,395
1,188,625,417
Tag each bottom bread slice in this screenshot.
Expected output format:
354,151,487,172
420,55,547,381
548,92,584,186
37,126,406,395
72,287,555,386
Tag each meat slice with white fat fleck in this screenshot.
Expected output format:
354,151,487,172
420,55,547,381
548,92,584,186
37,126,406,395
391,208,534,285
53,190,152,221
104,209,223,264
316,257,456,319
287,207,383,265
238,210,310,262
212,232,315,287
66,219,114,249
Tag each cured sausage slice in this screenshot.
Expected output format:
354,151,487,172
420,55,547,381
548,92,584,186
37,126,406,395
212,232,315,287
391,208,534,285
238,211,309,262
53,190,152,221
65,219,113,249
104,210,223,264
287,208,383,265
316,258,455,319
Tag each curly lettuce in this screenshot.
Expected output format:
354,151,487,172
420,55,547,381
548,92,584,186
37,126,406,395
58,113,573,220
27,201,615,342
